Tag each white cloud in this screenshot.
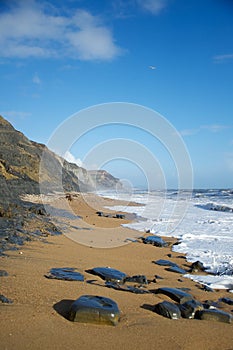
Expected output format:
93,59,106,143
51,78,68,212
179,128,199,136
0,1,122,61
200,124,230,133
180,124,231,137
213,53,233,63
136,0,167,14
2,110,31,119
32,72,41,84
64,151,83,167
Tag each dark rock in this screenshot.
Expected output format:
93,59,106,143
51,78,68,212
96,211,104,217
202,285,214,292
0,294,13,304
153,287,193,304
85,267,127,283
154,274,164,280
45,267,84,281
152,259,178,268
115,214,125,219
0,270,8,276
69,295,120,325
189,261,206,273
105,281,150,294
124,275,148,285
196,309,233,323
142,235,168,247
165,266,187,274
154,301,181,319
203,300,221,309
220,297,233,305
179,299,204,319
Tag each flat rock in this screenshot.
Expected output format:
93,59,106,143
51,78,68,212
0,294,13,304
69,295,120,326
154,301,181,319
114,214,125,219
197,309,233,323
153,287,193,304
124,275,148,285
85,267,127,283
105,281,150,294
179,299,204,319
165,266,187,274
142,235,168,247
45,267,84,281
0,270,8,276
219,297,233,305
153,259,179,268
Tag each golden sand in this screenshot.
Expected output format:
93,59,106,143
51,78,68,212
1,194,232,350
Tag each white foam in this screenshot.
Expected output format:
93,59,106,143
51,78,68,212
101,189,233,289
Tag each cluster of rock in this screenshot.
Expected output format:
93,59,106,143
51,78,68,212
0,200,60,255
42,264,233,326
96,211,125,219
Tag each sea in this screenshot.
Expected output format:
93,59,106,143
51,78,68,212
98,188,233,291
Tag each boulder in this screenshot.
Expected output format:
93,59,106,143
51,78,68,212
153,287,193,304
45,267,84,281
165,266,187,274
179,299,204,319
152,259,178,268
142,236,168,247
154,301,181,319
86,267,127,283
69,295,120,326
197,309,233,324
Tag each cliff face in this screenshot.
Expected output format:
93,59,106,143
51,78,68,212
64,163,122,191
0,115,121,202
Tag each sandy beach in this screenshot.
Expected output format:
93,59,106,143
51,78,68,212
1,194,233,350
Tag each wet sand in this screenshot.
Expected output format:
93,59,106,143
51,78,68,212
1,194,233,350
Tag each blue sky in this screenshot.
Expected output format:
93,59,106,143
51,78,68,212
0,0,233,189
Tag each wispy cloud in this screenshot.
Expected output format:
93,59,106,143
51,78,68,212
179,128,199,136
112,0,168,17
213,53,233,63
136,0,168,14
180,124,230,137
32,72,41,84
200,124,230,133
0,1,122,61
1,110,31,119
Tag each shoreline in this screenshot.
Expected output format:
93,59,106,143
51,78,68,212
1,193,233,350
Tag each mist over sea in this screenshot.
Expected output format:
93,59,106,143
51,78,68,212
99,188,233,290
